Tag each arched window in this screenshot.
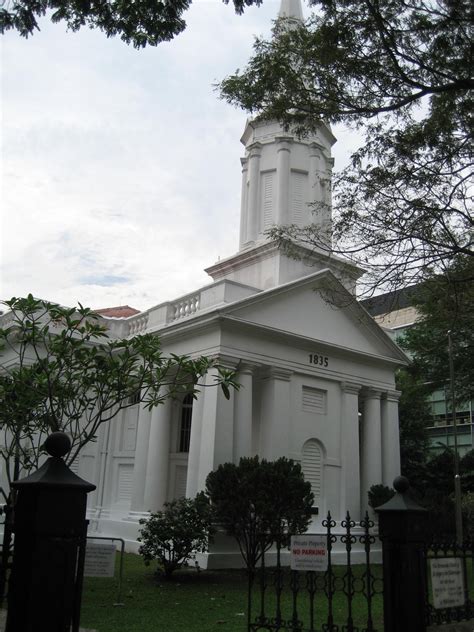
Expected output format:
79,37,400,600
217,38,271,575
178,393,193,453
302,439,324,504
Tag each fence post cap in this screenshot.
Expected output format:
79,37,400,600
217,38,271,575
375,476,426,514
393,475,409,494
44,432,71,458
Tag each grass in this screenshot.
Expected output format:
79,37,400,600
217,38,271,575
80,553,384,632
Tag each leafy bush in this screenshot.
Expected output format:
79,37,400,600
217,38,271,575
206,456,313,572
138,493,214,579
461,492,474,540
461,450,474,493
368,484,395,509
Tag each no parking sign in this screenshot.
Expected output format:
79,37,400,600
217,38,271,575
290,536,328,571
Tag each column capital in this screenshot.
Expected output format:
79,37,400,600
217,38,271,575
276,136,293,152
248,142,262,157
240,156,248,170
215,354,241,370
383,389,402,402
362,387,382,400
237,361,260,375
262,366,293,382
309,141,324,157
341,381,361,395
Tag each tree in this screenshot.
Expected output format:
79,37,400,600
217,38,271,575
396,368,431,483
138,493,214,579
0,294,237,490
368,484,395,509
400,255,474,404
0,0,263,48
206,456,313,572
219,1,473,298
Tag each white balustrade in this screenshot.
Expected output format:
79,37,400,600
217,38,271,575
172,294,200,321
128,314,149,336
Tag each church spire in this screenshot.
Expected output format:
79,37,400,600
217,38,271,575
278,0,304,21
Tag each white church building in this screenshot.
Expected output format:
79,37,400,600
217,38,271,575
2,0,407,566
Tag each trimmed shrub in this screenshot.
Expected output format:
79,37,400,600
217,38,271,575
138,492,214,579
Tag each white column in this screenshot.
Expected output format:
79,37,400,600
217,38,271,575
239,157,249,249
196,364,236,492
185,382,207,498
246,143,262,243
233,364,256,462
340,382,361,521
261,367,292,460
360,389,382,515
321,158,334,238
143,397,172,511
381,390,402,487
309,143,321,209
276,137,292,225
130,402,152,513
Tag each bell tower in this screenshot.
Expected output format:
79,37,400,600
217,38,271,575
238,119,335,251
206,0,362,293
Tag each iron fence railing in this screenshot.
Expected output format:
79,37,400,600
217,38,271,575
0,499,14,609
248,511,383,632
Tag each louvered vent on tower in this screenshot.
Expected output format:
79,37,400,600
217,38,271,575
291,171,308,226
261,171,274,230
302,440,323,500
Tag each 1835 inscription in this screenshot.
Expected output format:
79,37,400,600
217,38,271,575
309,354,329,367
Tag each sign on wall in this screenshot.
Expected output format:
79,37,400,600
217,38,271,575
84,542,116,578
290,536,328,572
430,558,465,609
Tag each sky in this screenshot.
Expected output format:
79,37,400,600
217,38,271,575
1,0,360,312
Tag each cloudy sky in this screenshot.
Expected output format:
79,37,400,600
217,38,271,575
1,0,359,312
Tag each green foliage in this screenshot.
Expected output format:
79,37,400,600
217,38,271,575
408,447,474,537
206,456,313,571
400,256,474,404
460,450,474,493
368,484,395,509
0,0,263,48
461,492,474,540
138,493,214,579
220,1,473,296
396,368,431,482
0,295,238,486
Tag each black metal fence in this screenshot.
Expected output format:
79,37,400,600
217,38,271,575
248,511,383,632
425,539,474,626
0,499,13,609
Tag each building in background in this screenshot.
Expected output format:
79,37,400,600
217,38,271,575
362,288,474,457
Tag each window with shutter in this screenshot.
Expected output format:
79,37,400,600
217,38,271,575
302,439,323,502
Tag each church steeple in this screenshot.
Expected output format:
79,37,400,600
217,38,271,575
205,0,361,293
278,0,304,21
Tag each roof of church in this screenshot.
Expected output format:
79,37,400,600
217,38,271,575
96,305,140,318
361,285,421,317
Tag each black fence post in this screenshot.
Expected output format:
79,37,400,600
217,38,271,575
5,432,96,632
376,475,428,632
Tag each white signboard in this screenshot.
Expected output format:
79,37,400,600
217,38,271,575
84,542,116,578
290,536,328,572
430,558,465,609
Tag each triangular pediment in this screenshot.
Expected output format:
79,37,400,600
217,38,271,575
223,270,407,363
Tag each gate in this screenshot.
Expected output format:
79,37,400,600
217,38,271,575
247,511,383,631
